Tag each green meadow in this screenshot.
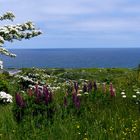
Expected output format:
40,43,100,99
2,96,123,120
0,68,140,140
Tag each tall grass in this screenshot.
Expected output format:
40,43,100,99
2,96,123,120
0,68,140,140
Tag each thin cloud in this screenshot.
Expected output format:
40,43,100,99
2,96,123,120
1,0,140,48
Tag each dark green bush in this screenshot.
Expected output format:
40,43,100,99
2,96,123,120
0,79,9,92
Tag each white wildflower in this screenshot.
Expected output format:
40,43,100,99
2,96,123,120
122,95,126,98
132,95,137,98
84,92,89,95
136,91,140,95
133,89,138,92
136,102,139,105
78,90,83,93
121,92,125,95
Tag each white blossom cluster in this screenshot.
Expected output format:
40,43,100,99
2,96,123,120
121,91,126,98
0,12,15,21
16,71,62,93
0,47,16,57
28,84,61,93
0,12,42,57
0,91,13,103
17,75,36,84
20,75,34,82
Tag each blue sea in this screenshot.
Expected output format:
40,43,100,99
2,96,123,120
1,48,140,68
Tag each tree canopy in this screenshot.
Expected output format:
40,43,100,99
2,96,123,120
0,12,42,57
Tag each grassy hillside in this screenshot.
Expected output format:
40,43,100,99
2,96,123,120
0,68,140,140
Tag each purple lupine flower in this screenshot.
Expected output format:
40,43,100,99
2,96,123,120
44,89,53,105
110,83,115,97
43,86,47,93
44,93,49,105
93,81,97,91
15,93,25,108
35,84,39,96
75,96,80,109
43,86,49,97
88,81,92,92
44,89,49,105
64,96,67,107
35,89,43,104
74,82,79,93
43,86,52,105
72,91,77,104
83,83,87,93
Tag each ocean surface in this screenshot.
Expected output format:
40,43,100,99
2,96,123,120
1,48,140,68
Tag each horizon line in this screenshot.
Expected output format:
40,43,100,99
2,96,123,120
8,47,140,50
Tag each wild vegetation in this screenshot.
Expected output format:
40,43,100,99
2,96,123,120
0,68,140,140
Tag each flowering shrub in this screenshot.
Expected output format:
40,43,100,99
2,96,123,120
0,12,42,57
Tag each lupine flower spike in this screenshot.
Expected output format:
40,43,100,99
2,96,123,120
35,84,39,96
110,83,116,97
74,82,79,93
75,96,80,109
15,93,25,108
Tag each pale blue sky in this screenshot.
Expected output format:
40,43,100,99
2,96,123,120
0,0,140,49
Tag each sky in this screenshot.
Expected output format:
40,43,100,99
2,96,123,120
0,0,140,49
